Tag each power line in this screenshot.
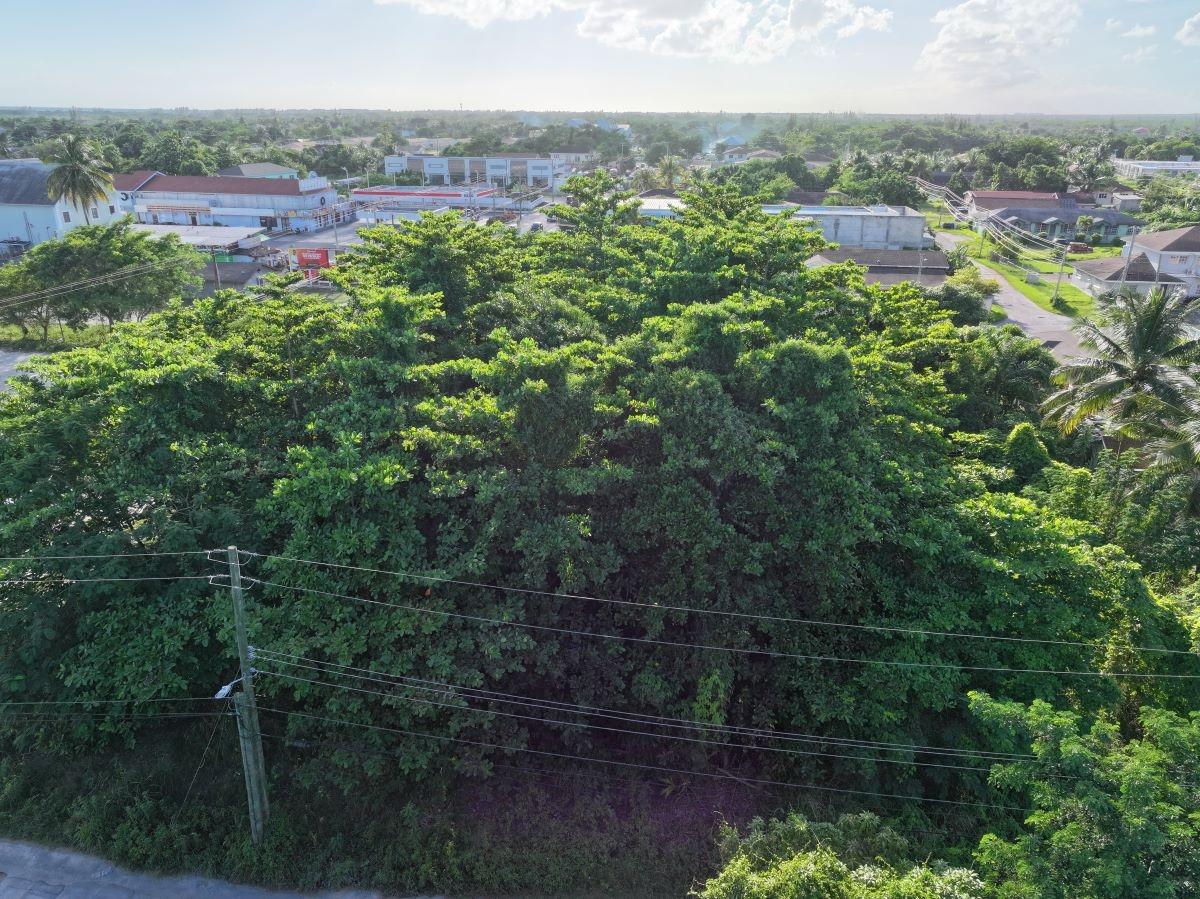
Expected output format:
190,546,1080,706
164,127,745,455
0,696,219,706
256,667,995,775
257,705,1025,813
252,552,1195,657
253,648,1032,761
0,549,213,562
0,574,222,586
0,257,191,314
246,577,1200,680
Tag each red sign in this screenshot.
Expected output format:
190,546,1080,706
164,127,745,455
294,248,331,269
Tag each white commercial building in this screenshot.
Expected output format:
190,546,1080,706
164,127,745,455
384,154,571,189
791,205,928,249
1112,156,1200,179
0,159,124,254
114,171,342,233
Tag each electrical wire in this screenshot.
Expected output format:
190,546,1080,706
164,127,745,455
0,696,219,706
0,549,214,562
253,648,1033,761
251,552,1197,657
257,705,1025,813
0,574,221,586
246,577,1200,680
256,667,995,774
0,257,192,314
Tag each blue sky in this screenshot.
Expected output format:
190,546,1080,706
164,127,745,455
4,0,1197,113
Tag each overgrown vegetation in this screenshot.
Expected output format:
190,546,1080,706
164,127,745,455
1,172,1199,897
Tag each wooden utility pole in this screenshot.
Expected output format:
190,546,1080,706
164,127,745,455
228,546,269,845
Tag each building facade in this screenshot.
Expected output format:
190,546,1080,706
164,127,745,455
114,172,341,232
792,205,928,250
0,160,124,254
1113,156,1200,179
384,154,571,189
1074,226,1200,298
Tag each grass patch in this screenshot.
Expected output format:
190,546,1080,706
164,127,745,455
961,236,1097,319
0,322,113,352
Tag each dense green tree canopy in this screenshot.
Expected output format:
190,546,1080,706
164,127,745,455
2,173,1199,895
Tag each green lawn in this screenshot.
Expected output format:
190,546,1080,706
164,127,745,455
959,237,1097,319
0,322,112,352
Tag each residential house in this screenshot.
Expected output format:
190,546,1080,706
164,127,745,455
989,206,1142,243
720,147,782,165
1075,225,1200,298
965,190,1066,213
0,159,124,254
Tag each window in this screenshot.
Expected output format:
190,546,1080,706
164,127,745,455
91,208,99,219
61,211,71,223
109,205,116,214
1169,255,1189,264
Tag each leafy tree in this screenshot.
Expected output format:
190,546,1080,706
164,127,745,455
972,693,1200,899
46,135,113,225
1043,288,1200,435
1004,422,1050,483
697,812,984,899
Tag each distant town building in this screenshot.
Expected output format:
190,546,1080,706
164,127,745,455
549,150,598,166
805,247,951,288
719,147,782,165
113,172,342,232
0,159,123,253
352,184,527,212
216,162,300,179
384,153,571,189
1113,156,1200,179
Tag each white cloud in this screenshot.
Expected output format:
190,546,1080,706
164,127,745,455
1121,23,1156,37
1178,12,1200,45
917,0,1082,88
1104,17,1122,31
375,0,892,62
1122,43,1157,62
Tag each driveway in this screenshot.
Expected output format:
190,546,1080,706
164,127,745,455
0,350,34,393
936,232,1082,360
0,839,431,899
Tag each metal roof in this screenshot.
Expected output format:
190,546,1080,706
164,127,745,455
0,161,56,206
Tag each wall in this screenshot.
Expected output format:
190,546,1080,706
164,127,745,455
798,210,926,250
0,189,123,247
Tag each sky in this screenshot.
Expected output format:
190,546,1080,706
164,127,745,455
3,0,1198,114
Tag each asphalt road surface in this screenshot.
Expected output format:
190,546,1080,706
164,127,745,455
0,838,435,899
0,350,33,392
935,231,1082,360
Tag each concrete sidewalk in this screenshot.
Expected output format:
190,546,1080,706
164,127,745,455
0,839,428,899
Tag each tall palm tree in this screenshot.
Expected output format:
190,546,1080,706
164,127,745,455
46,134,113,226
1042,287,1200,436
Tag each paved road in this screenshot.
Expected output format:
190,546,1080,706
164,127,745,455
936,232,1082,360
0,839,436,899
0,350,34,392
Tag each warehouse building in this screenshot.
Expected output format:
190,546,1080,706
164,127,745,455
113,172,342,232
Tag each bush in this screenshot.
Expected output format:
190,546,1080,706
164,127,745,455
1004,422,1050,482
